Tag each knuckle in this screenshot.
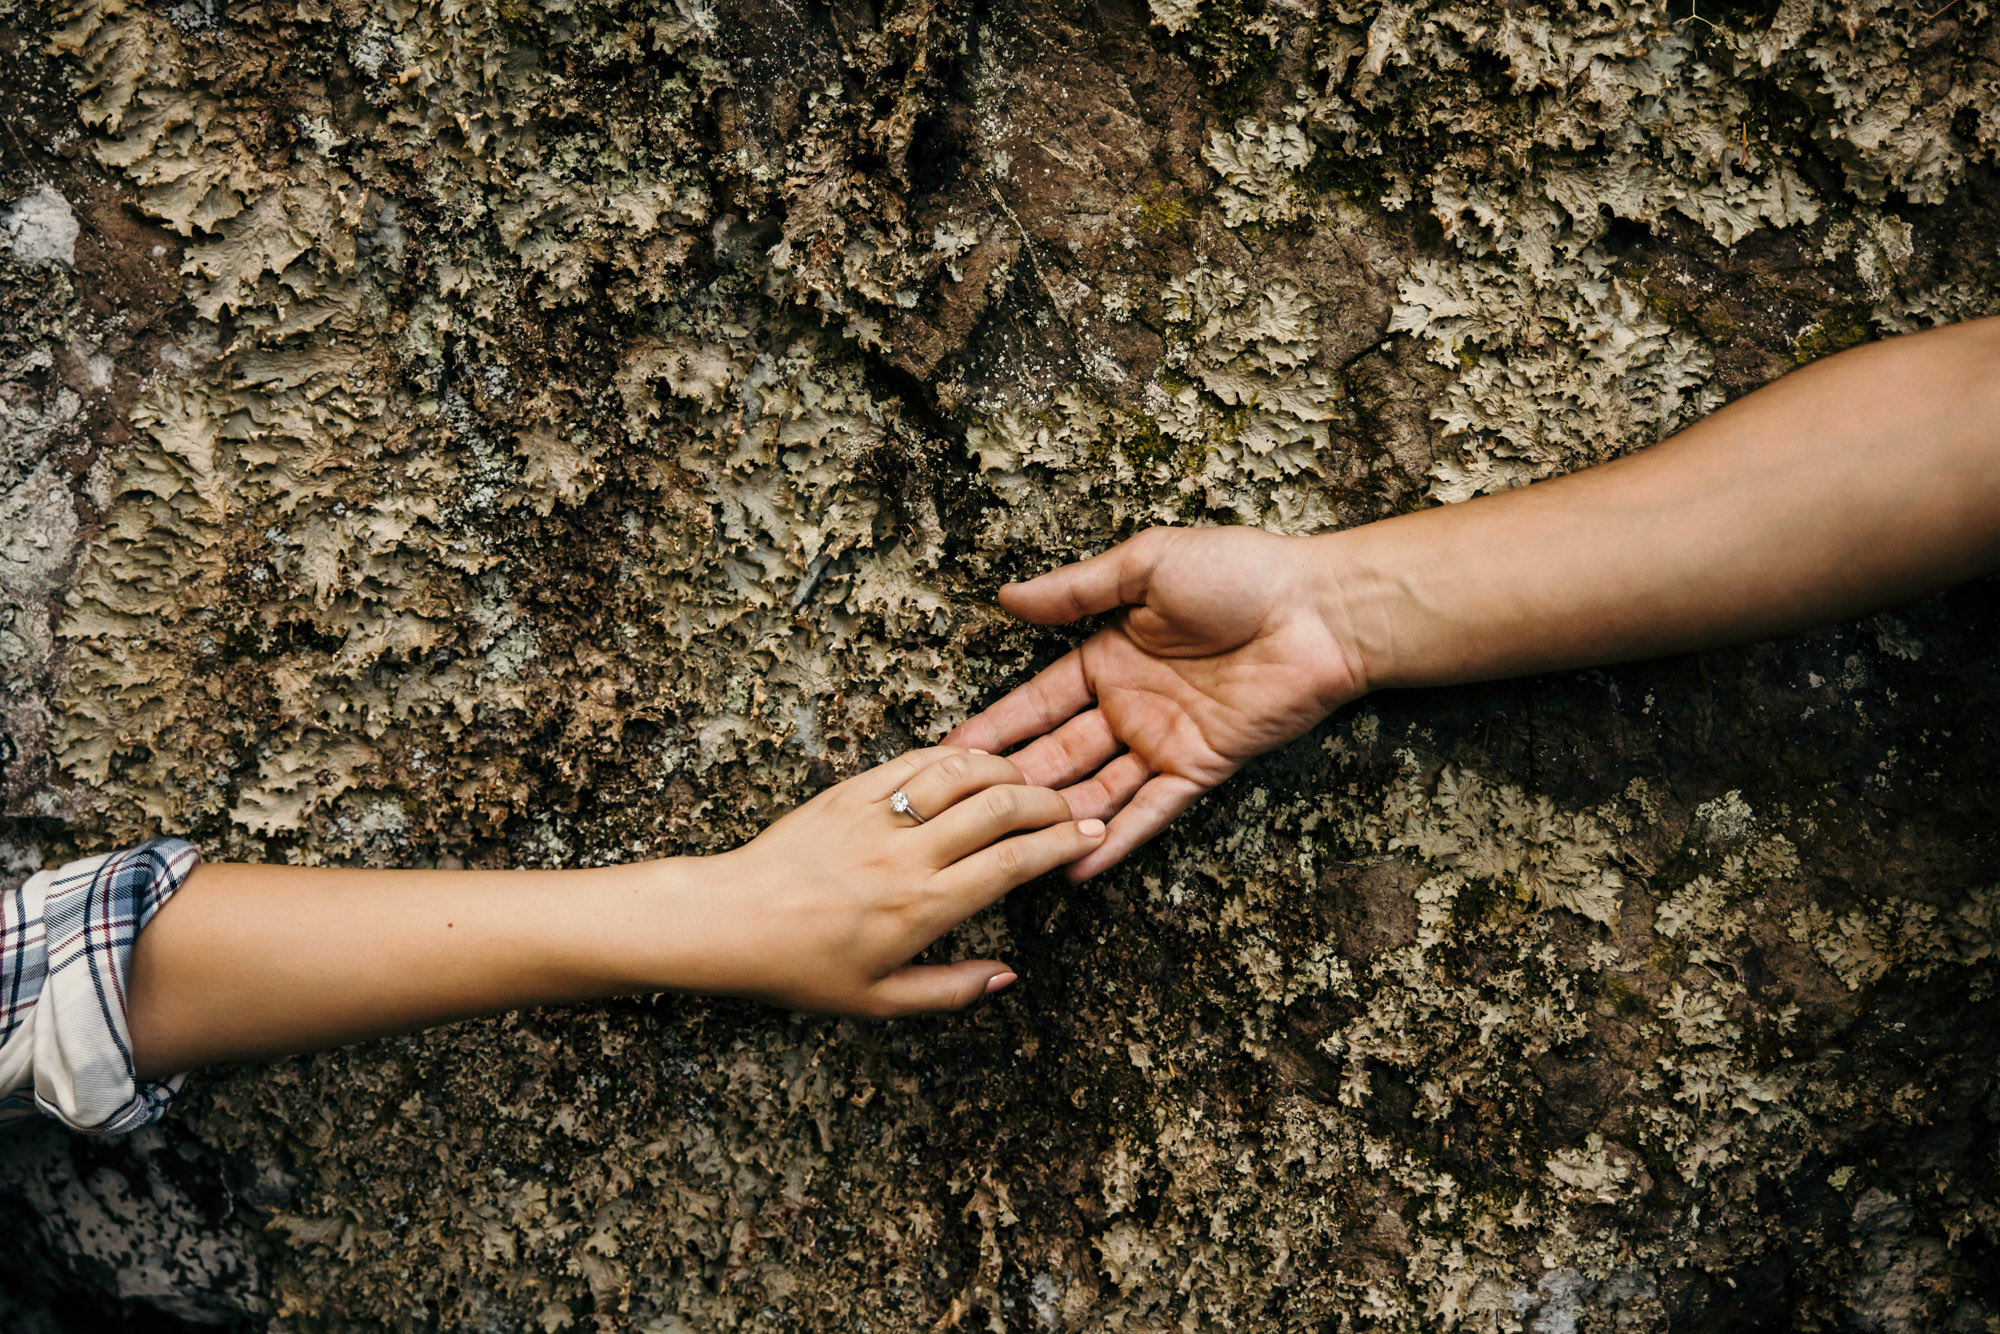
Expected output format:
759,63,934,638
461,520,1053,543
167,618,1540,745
992,839,1026,875
939,753,974,783
982,785,1021,821
1027,788,1065,822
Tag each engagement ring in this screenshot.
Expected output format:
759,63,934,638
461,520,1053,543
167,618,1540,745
888,790,926,824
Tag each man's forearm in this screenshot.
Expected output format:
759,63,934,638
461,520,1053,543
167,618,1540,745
1323,316,2000,690
124,859,713,1079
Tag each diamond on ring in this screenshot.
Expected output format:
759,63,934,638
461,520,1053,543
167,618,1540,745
889,789,926,824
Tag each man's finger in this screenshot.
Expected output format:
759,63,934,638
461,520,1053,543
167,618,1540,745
996,530,1165,625
1064,774,1205,882
945,649,1094,753
1005,708,1120,788
866,960,1016,1016
1058,751,1151,821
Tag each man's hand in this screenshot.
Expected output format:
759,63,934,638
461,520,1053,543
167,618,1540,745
947,527,1366,880
950,319,2000,884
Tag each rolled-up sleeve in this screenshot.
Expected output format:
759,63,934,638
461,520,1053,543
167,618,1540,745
0,838,200,1134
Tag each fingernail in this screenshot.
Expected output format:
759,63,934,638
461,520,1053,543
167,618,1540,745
984,972,1018,995
969,748,989,755
1079,818,1106,837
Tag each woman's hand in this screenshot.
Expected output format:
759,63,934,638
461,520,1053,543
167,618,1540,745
127,748,1101,1077
680,747,1107,1016
947,527,1367,880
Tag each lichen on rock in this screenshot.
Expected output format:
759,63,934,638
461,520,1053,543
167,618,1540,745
4,0,2000,1328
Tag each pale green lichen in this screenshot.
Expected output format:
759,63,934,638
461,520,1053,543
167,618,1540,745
1203,113,1316,228
6,0,2000,1326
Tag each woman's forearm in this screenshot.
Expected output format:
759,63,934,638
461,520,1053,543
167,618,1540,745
122,748,1106,1080
1325,316,2000,690
124,858,714,1079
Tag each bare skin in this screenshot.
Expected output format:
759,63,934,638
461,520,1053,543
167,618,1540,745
949,315,2000,879
127,749,1104,1078
122,317,2000,1075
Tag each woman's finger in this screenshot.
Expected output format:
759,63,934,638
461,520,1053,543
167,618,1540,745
940,817,1109,916
888,751,1029,827
1063,774,1204,882
917,780,1075,865
857,746,975,802
1058,751,1151,821
1004,707,1121,789
944,649,1094,754
864,959,1017,1016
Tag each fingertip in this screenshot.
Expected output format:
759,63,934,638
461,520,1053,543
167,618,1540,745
1065,842,1117,881
1078,818,1106,838
984,971,1018,996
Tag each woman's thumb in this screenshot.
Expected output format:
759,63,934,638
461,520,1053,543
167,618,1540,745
868,961,1017,1015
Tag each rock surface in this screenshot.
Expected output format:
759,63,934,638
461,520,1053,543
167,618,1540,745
2,0,1999,1328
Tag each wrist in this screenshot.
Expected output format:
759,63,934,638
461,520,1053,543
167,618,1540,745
1297,525,1402,697
592,854,736,997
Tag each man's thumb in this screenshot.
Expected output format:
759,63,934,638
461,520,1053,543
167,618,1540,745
999,531,1162,624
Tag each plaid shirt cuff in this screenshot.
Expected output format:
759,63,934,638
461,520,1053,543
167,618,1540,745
0,838,201,1135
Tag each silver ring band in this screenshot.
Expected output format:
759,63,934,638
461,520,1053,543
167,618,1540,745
888,789,927,824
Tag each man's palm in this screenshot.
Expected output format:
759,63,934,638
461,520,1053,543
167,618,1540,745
948,527,1362,879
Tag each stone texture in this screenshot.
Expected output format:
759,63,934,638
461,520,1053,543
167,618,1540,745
2,0,1998,1328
